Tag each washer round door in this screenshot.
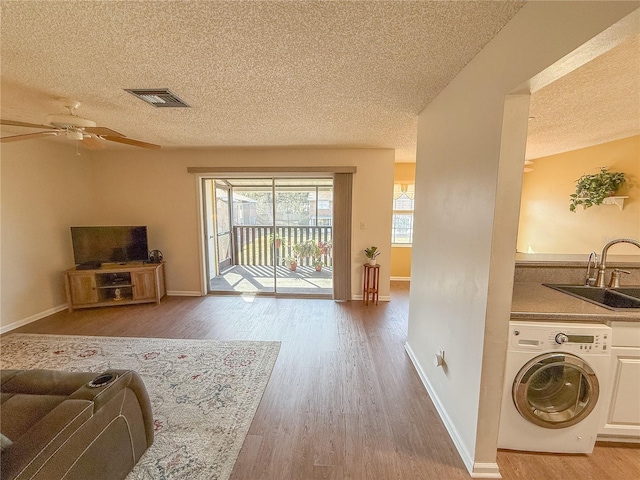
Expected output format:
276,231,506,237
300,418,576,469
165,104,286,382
512,352,599,429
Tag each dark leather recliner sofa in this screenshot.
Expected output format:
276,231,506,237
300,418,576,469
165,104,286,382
0,369,154,480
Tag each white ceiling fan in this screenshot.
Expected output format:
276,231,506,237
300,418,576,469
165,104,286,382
0,99,160,150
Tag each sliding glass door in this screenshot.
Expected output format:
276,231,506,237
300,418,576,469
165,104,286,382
274,180,333,296
205,177,333,297
227,179,275,294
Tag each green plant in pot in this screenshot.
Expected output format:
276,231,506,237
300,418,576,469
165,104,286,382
569,167,626,212
285,257,298,271
364,246,380,265
291,242,305,259
269,232,283,249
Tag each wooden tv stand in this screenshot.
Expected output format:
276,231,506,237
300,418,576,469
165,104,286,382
65,262,166,312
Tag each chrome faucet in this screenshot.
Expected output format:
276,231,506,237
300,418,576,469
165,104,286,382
585,251,598,286
595,238,640,288
608,269,631,288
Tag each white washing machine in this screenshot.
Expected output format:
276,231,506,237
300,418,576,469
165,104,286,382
498,321,612,453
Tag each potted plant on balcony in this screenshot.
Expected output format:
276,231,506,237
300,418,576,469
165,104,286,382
288,242,307,271
311,240,331,271
317,240,332,257
364,246,380,266
269,232,283,249
286,257,298,271
569,167,626,212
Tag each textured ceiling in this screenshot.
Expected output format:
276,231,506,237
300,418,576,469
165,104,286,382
1,1,636,163
526,34,640,161
0,0,526,161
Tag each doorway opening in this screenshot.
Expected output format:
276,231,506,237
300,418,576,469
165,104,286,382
203,177,334,297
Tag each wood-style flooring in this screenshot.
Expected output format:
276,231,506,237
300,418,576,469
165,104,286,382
6,282,639,479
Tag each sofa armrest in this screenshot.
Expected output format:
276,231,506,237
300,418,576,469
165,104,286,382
69,369,154,447
1,369,154,480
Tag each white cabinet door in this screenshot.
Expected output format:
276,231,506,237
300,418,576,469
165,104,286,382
599,345,640,438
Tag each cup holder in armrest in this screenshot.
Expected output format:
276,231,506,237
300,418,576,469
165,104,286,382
87,373,118,388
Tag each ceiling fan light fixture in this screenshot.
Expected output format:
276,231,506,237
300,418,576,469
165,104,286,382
1,98,160,149
47,113,96,129
66,130,84,141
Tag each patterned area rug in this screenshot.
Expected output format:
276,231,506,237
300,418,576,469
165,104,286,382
0,334,280,480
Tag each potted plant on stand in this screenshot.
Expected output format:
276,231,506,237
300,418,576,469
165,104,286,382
569,167,626,212
364,246,380,265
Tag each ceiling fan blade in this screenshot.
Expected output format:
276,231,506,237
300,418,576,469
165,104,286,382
84,126,125,137
0,131,59,143
1,119,54,129
82,135,105,150
103,135,161,150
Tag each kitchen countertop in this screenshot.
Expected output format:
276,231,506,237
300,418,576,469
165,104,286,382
515,253,640,265
511,282,640,323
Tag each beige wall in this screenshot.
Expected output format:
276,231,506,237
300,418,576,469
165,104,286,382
393,162,415,184
390,247,412,279
518,135,639,255
391,163,415,279
89,147,394,299
1,141,96,330
1,144,395,330
408,2,638,477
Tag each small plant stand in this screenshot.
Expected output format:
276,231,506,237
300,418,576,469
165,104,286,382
362,263,380,306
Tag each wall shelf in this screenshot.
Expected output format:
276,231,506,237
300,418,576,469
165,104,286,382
577,196,629,211
601,196,629,210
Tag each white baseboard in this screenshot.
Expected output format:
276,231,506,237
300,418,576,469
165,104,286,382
404,342,501,479
471,463,502,479
167,291,203,297
390,276,411,281
0,304,68,334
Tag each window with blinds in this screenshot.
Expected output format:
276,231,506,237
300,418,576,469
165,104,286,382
392,183,415,245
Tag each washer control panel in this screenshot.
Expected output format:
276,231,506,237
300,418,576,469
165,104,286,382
510,322,611,354
548,330,609,353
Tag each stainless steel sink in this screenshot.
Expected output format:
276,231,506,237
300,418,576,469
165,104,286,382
544,284,640,310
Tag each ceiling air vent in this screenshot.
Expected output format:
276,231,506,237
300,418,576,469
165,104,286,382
125,88,190,108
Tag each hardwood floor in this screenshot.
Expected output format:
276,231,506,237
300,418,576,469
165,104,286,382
6,283,639,479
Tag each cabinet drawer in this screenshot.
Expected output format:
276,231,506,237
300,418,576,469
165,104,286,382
611,322,640,347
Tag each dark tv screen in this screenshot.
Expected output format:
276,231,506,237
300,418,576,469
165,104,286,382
71,226,148,265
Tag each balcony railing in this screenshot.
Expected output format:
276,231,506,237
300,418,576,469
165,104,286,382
233,225,333,266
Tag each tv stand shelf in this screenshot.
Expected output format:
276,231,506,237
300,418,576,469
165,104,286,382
65,263,165,312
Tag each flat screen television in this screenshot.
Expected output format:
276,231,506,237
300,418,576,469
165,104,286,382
71,226,148,266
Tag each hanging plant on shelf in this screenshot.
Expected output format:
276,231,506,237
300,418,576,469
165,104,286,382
569,167,626,212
